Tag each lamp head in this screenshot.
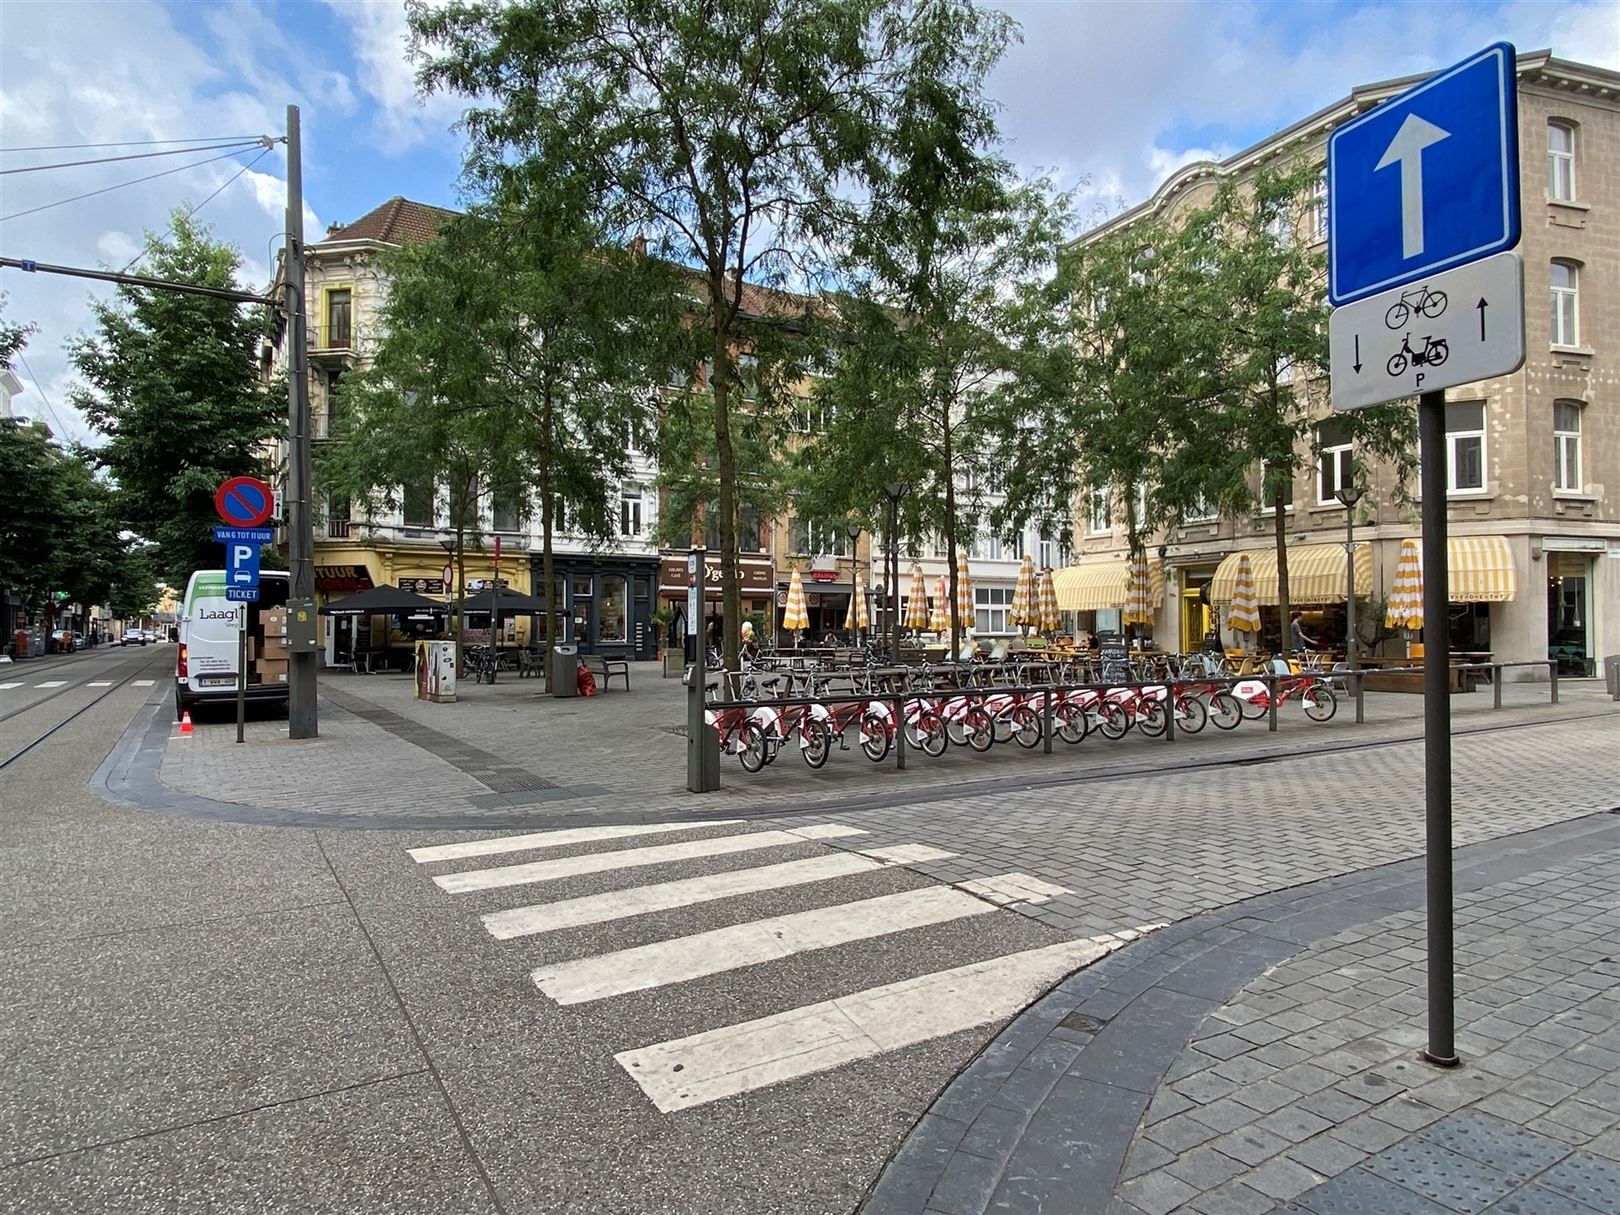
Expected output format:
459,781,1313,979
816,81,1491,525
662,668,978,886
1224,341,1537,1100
847,523,861,542
882,480,910,502
1334,483,1364,509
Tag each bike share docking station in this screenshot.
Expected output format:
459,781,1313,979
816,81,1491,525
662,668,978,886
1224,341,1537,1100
686,546,721,792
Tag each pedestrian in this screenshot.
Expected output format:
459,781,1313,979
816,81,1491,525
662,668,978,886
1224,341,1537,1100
1289,612,1321,654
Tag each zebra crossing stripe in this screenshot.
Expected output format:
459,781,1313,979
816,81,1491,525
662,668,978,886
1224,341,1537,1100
959,874,1070,906
408,820,746,864
87,681,114,687
0,682,22,690
434,824,868,894
132,680,156,687
616,937,1122,1113
534,885,994,1005
35,681,67,688
483,852,902,939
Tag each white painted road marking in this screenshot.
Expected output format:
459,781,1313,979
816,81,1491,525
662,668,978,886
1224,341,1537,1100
535,885,994,1005
858,844,956,865
132,680,156,687
35,681,67,688
617,937,1124,1112
960,873,1071,906
483,852,895,939
0,682,22,690
87,681,114,687
435,824,868,894
408,820,746,864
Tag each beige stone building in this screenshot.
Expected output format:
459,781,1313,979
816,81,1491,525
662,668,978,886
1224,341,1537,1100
1063,50,1618,679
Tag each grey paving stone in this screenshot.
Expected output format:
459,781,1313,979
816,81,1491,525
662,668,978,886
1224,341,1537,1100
928,1150,1000,1215
1370,1096,1449,1132
1120,1138,1177,1182
1536,1151,1620,1214
1145,1111,1222,1153
1254,1106,1335,1145
1164,1144,1248,1191
1329,1113,1410,1154
1292,1167,1456,1214
1245,1155,1323,1200
1362,1137,1517,1213
1286,1134,1369,1177
1208,1126,1290,1167
1116,1170,1199,1215
1476,1181,1611,1214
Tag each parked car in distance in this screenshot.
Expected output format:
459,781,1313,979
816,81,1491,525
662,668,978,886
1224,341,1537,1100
71,632,86,650
121,629,149,646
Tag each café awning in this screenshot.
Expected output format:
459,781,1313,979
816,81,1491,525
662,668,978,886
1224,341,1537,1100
1446,536,1517,602
1051,559,1166,612
1211,543,1372,606
319,584,447,616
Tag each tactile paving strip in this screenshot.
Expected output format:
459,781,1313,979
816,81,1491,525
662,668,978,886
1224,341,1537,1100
1362,1137,1517,1213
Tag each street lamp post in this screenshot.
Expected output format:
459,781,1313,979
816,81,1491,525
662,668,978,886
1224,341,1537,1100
439,537,458,672
847,523,862,647
1334,484,1364,716
882,482,910,662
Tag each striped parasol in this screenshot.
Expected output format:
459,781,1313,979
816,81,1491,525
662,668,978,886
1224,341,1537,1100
905,565,930,630
1386,538,1424,629
843,582,869,631
1038,567,1061,634
955,551,974,631
1122,552,1154,627
782,567,809,632
1008,554,1037,631
929,575,950,633
1227,552,1262,634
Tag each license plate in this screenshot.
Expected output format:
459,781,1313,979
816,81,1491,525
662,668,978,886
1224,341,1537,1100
197,676,237,688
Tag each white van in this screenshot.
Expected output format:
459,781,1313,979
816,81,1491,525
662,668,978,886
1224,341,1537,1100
175,570,291,719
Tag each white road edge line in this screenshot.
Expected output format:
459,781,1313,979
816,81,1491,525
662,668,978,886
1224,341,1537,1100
408,819,746,864
435,824,867,894
535,885,994,1005
616,936,1128,1113
484,850,958,939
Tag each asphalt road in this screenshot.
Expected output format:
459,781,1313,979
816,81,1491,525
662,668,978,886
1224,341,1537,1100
0,653,1077,1214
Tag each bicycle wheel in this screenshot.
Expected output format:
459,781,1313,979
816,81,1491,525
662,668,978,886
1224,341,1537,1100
1010,705,1042,749
860,713,891,762
1097,702,1129,740
916,710,949,758
1386,352,1407,376
1208,692,1242,730
964,706,995,752
1384,301,1410,329
1303,685,1338,722
738,722,769,773
1240,694,1268,720
1420,289,1447,318
1055,702,1086,744
1138,698,1166,737
1428,339,1448,367
801,722,831,769
1176,694,1208,735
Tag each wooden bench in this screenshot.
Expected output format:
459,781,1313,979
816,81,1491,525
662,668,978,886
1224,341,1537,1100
583,654,630,691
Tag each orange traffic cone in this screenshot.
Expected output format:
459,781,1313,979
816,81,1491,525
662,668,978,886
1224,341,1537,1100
179,711,194,735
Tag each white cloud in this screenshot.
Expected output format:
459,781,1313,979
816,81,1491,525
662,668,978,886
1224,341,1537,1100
323,0,464,154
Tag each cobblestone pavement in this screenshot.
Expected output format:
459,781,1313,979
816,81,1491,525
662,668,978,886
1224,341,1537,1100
861,811,1620,1215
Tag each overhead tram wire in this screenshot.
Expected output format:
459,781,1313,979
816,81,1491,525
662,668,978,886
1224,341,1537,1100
117,145,276,276
0,137,275,176
15,351,77,444
0,135,265,153
0,146,272,224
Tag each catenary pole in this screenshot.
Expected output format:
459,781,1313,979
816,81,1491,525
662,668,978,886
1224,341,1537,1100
284,104,317,738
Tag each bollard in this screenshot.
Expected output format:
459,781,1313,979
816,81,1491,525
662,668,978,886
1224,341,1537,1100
1493,665,1502,710
1354,668,1364,724
893,694,906,771
1163,679,1176,744
1549,661,1559,705
1268,674,1278,733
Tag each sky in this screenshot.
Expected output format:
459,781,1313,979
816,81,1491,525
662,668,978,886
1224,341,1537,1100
1,0,1616,446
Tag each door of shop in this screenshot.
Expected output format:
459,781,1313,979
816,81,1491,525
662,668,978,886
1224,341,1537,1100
1180,567,1217,653
1547,553,1592,675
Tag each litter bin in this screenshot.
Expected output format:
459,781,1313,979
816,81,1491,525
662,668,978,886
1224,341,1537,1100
1605,654,1620,701
553,644,580,698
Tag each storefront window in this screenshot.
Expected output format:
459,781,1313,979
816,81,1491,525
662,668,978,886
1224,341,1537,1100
599,575,627,643
572,575,593,599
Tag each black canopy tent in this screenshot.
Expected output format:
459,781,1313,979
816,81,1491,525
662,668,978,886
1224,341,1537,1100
458,587,548,617
318,584,448,617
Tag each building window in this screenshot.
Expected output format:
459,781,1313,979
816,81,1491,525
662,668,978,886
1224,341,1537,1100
736,353,759,400
1547,121,1575,201
1185,494,1217,523
491,481,522,533
1550,261,1579,347
1259,460,1294,514
327,493,350,538
1446,401,1486,493
598,575,627,643
1038,536,1055,569
975,586,1013,633
789,518,846,557
737,503,763,553
1317,418,1353,504
1553,400,1582,493
324,370,346,438
402,478,434,528
1088,488,1111,534
324,287,352,349
620,491,643,538
1310,168,1328,239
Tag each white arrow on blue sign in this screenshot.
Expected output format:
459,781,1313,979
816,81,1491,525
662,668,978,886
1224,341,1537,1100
1328,42,1519,306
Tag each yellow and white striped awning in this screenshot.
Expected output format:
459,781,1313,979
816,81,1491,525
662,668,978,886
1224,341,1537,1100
1211,543,1373,606
1051,560,1167,612
1446,536,1517,602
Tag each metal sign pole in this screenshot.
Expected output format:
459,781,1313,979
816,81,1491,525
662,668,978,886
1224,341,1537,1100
1419,389,1458,1067
686,547,719,792
236,605,247,744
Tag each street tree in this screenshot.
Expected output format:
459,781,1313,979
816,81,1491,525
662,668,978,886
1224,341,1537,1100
411,0,1007,669
69,213,279,586
795,0,1070,648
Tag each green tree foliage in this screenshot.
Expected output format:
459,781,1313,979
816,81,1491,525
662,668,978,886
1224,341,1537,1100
69,213,278,585
411,0,998,667
0,418,61,611
319,200,676,679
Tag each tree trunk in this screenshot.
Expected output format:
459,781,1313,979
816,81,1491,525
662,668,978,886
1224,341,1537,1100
942,404,960,656
540,373,555,694
711,322,741,672
454,525,467,679
1273,480,1290,655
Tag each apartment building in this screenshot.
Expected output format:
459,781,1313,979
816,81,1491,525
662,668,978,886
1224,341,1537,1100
1064,50,1618,678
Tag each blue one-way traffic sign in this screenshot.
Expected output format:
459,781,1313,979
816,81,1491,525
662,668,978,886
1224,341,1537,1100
1328,42,1519,306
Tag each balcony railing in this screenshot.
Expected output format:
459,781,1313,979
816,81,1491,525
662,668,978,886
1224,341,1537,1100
308,320,360,353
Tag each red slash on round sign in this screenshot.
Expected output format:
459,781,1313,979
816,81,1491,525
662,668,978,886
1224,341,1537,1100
214,475,275,527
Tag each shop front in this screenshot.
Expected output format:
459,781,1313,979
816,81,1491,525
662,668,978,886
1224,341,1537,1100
531,555,660,660
659,551,775,653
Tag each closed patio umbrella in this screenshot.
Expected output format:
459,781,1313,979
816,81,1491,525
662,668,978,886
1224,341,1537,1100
782,568,809,633
1387,538,1424,629
905,565,930,631
955,552,974,634
1009,554,1037,633
843,581,869,630
1038,567,1061,635
1227,553,1262,635
929,575,950,633
1122,552,1154,627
